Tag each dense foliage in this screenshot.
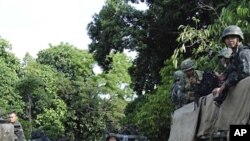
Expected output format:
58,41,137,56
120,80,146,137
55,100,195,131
0,0,249,140
88,0,250,140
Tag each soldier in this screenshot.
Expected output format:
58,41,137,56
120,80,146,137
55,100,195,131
213,25,250,106
215,47,233,81
8,111,26,141
169,70,187,109
212,48,233,97
106,133,120,141
0,109,15,141
218,48,232,69
181,58,203,103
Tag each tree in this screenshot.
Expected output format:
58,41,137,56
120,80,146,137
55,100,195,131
0,37,23,114
37,43,134,140
125,59,175,140
174,0,250,68
37,42,94,79
88,0,228,95
0,59,24,114
96,52,133,132
88,0,146,71
16,59,67,139
125,0,250,140
35,98,67,140
37,43,104,140
0,36,21,74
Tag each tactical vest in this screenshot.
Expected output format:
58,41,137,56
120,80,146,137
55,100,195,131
184,70,203,102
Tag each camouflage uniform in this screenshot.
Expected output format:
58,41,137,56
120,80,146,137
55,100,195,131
223,44,250,87
0,117,15,141
170,70,187,109
215,48,233,84
214,25,250,105
218,48,232,59
181,59,203,103
184,70,203,103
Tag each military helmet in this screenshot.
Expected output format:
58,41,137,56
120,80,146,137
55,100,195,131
180,58,196,72
173,70,184,81
218,48,232,59
106,133,119,141
221,25,244,41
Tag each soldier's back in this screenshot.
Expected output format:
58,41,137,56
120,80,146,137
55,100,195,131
0,123,15,141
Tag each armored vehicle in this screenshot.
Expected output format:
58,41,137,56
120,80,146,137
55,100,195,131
168,76,250,141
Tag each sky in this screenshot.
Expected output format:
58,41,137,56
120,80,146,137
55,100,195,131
0,0,147,60
0,0,106,59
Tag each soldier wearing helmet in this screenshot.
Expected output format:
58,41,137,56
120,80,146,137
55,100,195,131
180,58,203,103
213,48,233,97
214,48,233,80
169,70,187,109
221,25,244,42
106,133,119,141
213,25,250,106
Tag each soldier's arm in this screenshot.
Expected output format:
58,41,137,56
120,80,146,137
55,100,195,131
224,71,238,88
15,124,26,141
224,50,250,88
223,63,234,78
239,50,250,77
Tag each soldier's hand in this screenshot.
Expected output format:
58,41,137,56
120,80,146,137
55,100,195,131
212,87,220,96
189,77,197,84
217,74,225,81
214,71,220,76
218,84,225,94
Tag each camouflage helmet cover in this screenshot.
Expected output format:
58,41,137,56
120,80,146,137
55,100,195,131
173,70,184,81
221,25,244,41
218,48,232,59
180,58,196,72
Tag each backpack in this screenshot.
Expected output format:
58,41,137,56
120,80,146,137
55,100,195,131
170,82,187,107
169,84,179,105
